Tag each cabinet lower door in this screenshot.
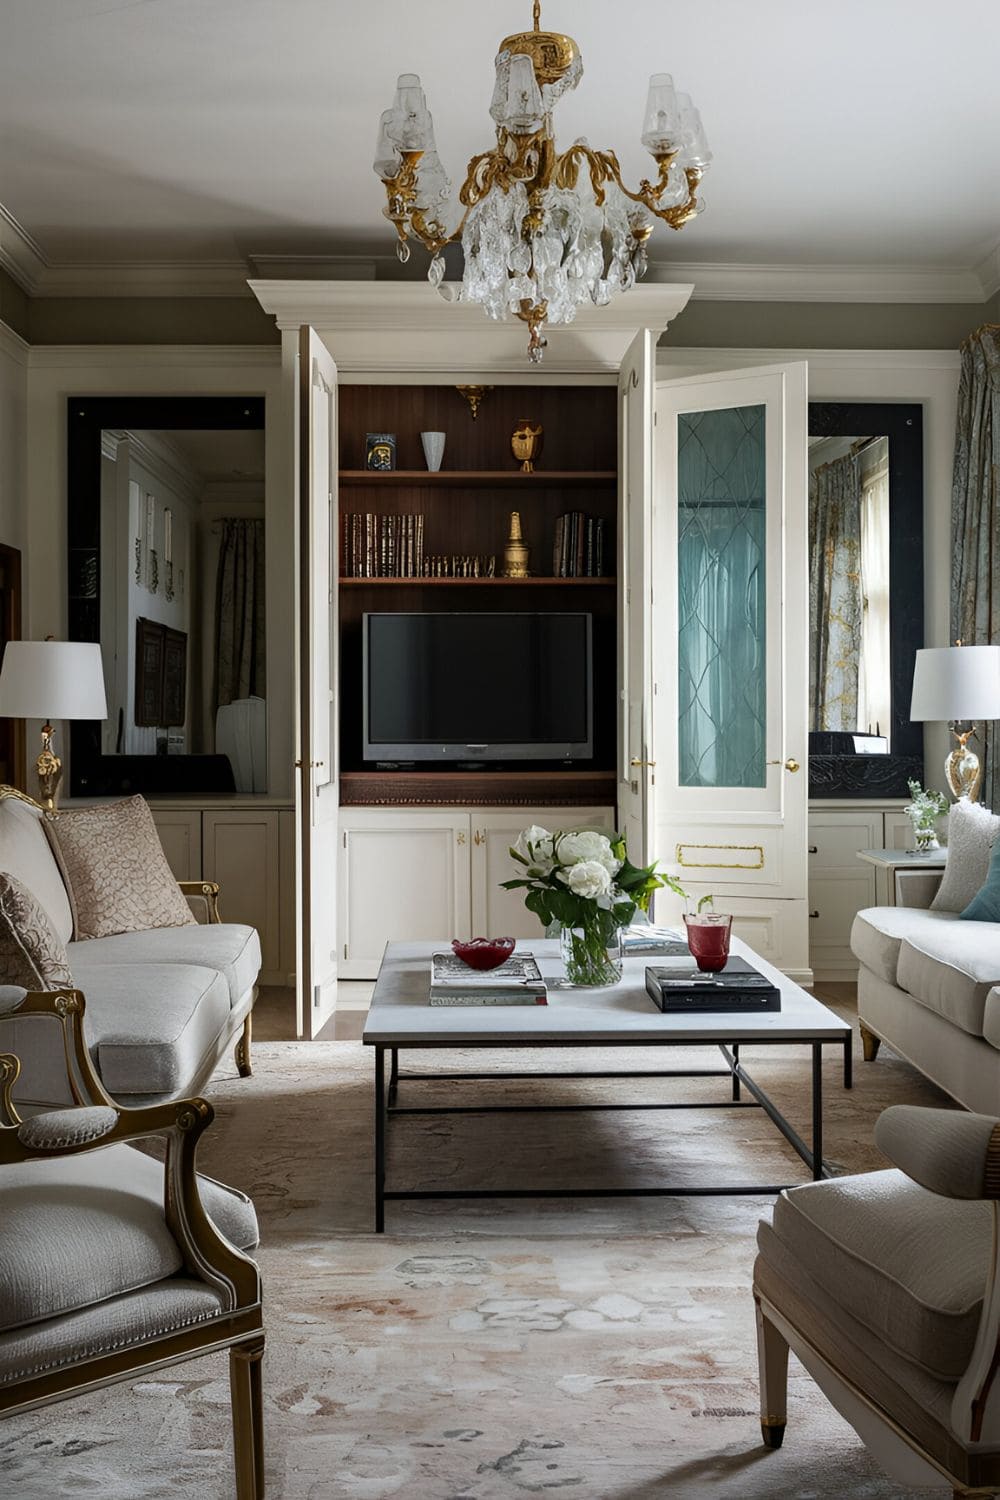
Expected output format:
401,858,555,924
338,810,472,979
202,811,282,982
470,807,616,941
150,810,202,882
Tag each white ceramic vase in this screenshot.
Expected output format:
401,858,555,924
420,431,446,472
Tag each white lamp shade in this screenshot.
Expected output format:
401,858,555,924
0,641,108,721
910,645,1000,722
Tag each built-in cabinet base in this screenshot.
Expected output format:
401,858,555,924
338,804,615,979
808,801,912,980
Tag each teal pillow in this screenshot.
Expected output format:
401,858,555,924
960,837,1000,921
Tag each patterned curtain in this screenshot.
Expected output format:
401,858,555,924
215,518,266,710
809,452,863,730
950,325,1000,808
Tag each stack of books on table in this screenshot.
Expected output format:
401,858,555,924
429,952,548,1006
645,956,781,1014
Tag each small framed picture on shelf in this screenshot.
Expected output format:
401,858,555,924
365,432,396,471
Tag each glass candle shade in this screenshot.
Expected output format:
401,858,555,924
683,912,733,972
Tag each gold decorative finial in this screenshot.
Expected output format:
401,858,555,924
455,384,492,420
533,0,541,31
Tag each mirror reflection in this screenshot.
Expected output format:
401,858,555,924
808,434,891,748
99,427,266,791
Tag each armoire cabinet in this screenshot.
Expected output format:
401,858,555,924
249,281,813,1030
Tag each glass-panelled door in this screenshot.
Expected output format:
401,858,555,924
651,364,809,975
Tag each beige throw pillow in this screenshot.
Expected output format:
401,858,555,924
0,872,75,988
46,795,195,940
931,799,1000,913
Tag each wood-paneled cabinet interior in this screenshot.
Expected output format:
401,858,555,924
338,805,615,979
808,802,909,978
149,803,294,986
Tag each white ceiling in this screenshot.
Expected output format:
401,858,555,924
2,0,999,293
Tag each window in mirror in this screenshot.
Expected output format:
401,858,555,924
807,403,924,798
69,397,266,798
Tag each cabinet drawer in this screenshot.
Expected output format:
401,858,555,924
807,813,881,869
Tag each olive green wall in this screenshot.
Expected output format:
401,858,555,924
5,286,989,350
662,298,988,351
0,268,30,342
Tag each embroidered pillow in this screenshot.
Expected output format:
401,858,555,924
0,872,75,988
931,799,1000,914
45,795,195,940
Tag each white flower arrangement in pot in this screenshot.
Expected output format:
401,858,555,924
903,779,949,852
503,825,684,987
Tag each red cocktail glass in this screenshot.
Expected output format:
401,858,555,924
683,913,733,972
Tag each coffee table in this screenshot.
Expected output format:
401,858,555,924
362,938,852,1232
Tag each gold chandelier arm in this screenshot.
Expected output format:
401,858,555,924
593,146,704,229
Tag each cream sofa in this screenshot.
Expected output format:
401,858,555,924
0,789,260,1109
851,872,1000,1113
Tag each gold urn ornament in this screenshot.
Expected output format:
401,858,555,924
511,420,543,473
501,511,531,578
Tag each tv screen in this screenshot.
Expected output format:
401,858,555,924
363,612,593,762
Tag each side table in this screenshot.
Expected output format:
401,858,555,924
856,847,947,908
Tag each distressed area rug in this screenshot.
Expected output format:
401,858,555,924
2,1028,959,1499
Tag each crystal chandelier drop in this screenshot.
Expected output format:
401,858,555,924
373,1,710,362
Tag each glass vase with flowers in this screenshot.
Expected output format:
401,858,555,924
503,825,684,987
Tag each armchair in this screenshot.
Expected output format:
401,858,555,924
754,1104,1000,1498
0,985,264,1497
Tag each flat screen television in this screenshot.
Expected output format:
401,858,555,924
362,611,593,763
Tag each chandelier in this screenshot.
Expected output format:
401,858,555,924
373,1,710,362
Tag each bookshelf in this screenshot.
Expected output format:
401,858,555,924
337,383,619,802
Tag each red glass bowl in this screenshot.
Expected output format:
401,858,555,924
451,936,516,970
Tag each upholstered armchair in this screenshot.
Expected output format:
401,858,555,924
0,984,265,1498
754,1103,1000,1498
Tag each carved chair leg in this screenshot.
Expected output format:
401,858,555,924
230,1335,265,1499
859,1023,881,1063
755,1297,788,1449
235,1014,253,1079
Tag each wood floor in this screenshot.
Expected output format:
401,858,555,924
254,978,859,1043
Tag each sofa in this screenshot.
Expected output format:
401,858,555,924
851,806,1000,1113
0,786,260,1110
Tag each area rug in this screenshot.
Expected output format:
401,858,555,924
3,1028,956,1499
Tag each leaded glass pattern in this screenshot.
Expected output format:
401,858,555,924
678,405,767,788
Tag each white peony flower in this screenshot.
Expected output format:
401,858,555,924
557,859,612,899
513,824,556,875
556,829,621,876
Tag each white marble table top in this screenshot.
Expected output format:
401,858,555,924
856,847,947,868
362,937,849,1047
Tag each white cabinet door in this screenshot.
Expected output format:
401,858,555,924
470,806,616,941
150,809,202,882
203,811,281,980
884,811,914,851
297,327,340,1036
651,363,810,975
338,810,472,979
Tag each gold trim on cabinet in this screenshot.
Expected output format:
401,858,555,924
675,842,765,871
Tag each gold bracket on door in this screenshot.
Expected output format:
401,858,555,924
630,758,656,768
675,842,765,870
473,829,485,846
457,831,467,845
766,758,800,773
295,760,325,769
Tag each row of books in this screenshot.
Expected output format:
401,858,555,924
343,512,425,578
552,512,609,578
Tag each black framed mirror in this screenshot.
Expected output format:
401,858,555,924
68,395,266,797
807,401,924,797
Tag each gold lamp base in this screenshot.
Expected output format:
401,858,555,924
945,726,982,802
36,723,63,815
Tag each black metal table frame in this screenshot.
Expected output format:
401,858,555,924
371,1031,853,1232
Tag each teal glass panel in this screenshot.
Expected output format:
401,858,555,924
678,404,766,788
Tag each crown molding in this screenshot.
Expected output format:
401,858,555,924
974,241,1000,301
657,345,963,372
658,260,988,304
0,205,47,293
249,279,695,374
0,320,29,365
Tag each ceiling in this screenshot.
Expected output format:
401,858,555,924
2,0,999,297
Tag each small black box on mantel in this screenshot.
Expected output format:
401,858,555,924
646,957,781,1013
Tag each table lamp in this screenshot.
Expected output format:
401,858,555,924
910,643,1000,801
0,640,108,813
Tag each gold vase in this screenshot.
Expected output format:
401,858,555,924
511,420,543,473
501,511,531,578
